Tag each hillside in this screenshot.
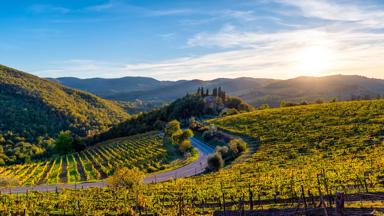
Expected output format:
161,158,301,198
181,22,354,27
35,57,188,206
1,99,383,214
53,75,384,108
52,76,273,101
241,75,384,107
203,99,384,196
0,65,129,164
91,90,254,144
0,131,180,185
50,76,176,97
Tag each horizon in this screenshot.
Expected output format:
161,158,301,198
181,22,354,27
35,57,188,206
1,0,384,80
47,73,379,82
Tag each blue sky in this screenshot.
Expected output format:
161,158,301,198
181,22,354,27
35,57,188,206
1,0,384,80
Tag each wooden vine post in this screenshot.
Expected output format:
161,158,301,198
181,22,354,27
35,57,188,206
220,182,226,214
317,174,328,216
335,191,345,216
248,183,253,211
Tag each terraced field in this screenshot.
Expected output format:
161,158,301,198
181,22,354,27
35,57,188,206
0,131,171,185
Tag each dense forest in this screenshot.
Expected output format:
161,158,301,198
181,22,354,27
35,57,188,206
0,65,129,164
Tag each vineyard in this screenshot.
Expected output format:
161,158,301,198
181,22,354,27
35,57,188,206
0,99,384,215
0,132,177,185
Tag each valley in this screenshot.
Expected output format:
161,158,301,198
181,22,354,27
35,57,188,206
2,0,384,214
0,65,383,215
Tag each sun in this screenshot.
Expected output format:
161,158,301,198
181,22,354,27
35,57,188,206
294,46,335,76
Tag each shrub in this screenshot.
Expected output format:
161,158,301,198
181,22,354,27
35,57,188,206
164,120,182,143
228,139,239,155
179,140,192,153
219,108,239,117
259,104,270,110
207,153,224,171
108,168,144,189
228,138,247,155
236,139,247,153
215,146,229,158
54,131,74,155
0,176,19,187
180,129,194,141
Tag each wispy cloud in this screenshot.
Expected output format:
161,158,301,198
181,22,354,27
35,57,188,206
147,9,195,17
277,0,384,28
85,0,193,17
32,0,384,80
28,4,71,14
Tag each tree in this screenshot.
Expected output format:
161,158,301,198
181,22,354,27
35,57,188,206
196,87,201,96
213,88,218,97
164,120,194,155
228,139,239,155
207,153,224,171
108,167,144,189
54,131,73,154
228,138,247,156
259,104,270,110
224,96,253,112
188,117,198,129
180,129,193,141
215,146,229,158
179,140,192,153
164,120,182,141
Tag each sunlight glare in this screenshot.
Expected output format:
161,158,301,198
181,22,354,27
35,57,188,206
294,46,335,77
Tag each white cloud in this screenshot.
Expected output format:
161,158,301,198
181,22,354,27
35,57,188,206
33,0,384,80
277,0,384,28
29,4,71,14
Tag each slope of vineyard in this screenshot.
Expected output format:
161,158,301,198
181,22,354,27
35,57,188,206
201,99,384,195
0,100,384,214
0,132,175,185
0,65,129,164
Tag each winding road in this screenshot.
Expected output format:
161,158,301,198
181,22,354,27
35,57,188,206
0,137,214,194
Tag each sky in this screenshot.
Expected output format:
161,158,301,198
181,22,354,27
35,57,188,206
1,0,384,80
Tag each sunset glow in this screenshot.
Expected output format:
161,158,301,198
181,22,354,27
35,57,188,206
294,46,335,76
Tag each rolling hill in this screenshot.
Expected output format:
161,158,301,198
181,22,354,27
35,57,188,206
241,75,384,107
53,75,384,108
2,99,383,214
0,65,129,164
50,76,176,97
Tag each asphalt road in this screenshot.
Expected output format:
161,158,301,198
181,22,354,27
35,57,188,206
144,137,214,183
0,137,214,194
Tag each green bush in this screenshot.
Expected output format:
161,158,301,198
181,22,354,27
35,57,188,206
207,153,224,171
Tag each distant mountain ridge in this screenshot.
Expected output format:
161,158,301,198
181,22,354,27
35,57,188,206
53,76,276,102
241,75,384,106
52,74,384,107
50,76,176,97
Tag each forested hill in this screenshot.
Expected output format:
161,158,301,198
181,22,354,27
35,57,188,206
0,65,129,164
